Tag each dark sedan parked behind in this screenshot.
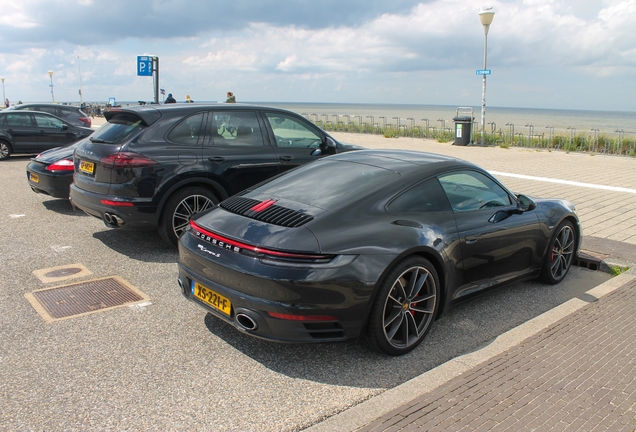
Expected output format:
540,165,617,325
26,140,84,198
0,110,93,160
70,104,363,247
6,103,92,127
178,150,581,356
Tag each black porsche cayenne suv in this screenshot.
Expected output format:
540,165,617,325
70,104,363,246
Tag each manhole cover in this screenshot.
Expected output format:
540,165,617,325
45,267,83,278
25,276,150,323
33,263,92,284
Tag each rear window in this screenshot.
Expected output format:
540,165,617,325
89,113,146,144
253,160,399,210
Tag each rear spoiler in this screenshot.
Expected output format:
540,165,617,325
104,107,162,126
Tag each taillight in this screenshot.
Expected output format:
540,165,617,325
100,152,156,168
79,117,92,127
46,159,74,171
189,220,333,261
100,199,134,207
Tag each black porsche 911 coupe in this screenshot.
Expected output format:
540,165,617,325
178,149,580,356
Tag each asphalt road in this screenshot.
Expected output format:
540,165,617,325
0,151,609,431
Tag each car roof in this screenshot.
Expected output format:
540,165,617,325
12,103,80,109
323,149,473,173
103,103,305,126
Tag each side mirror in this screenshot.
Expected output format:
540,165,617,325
323,136,337,155
61,124,68,131
516,194,536,212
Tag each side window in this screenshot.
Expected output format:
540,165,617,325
265,112,322,149
34,113,65,129
167,112,205,145
388,178,452,214
438,171,512,213
38,106,58,116
208,111,264,146
6,113,34,127
59,107,74,118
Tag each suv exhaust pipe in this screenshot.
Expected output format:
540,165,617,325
103,213,125,227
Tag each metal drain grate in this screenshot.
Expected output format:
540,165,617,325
25,276,149,322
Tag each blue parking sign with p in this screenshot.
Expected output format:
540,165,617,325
137,56,153,76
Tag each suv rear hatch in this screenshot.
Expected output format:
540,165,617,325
73,109,158,195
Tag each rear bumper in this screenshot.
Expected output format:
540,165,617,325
177,228,383,343
26,163,73,199
69,183,159,229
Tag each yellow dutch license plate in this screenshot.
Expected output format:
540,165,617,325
79,160,95,174
193,281,232,316
29,172,39,183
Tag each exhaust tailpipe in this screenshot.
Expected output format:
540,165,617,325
111,215,124,227
103,213,125,227
236,313,258,331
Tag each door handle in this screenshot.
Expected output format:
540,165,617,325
465,237,479,244
279,156,293,162
208,157,225,162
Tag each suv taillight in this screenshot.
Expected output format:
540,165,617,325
79,117,92,127
100,152,156,168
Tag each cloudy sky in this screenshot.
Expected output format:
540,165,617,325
1,0,634,111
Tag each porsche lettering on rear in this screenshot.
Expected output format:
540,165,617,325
194,230,241,253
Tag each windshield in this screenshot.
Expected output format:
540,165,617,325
89,113,146,144
253,159,400,210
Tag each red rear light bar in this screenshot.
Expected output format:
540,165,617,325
190,220,330,260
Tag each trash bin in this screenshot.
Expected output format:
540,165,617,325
453,116,473,146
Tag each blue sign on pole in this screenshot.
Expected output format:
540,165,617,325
137,56,153,76
476,69,492,75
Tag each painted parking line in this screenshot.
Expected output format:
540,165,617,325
491,171,636,195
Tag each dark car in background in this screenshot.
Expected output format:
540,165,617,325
70,104,363,246
177,150,580,356
6,103,92,127
26,140,85,198
0,111,93,160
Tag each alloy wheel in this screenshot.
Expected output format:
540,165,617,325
382,265,437,349
550,225,575,280
172,194,216,239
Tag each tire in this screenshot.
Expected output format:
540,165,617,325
0,141,12,161
158,186,219,248
364,256,440,356
539,220,576,284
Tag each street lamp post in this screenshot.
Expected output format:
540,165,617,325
1,77,5,108
48,70,55,103
479,6,495,146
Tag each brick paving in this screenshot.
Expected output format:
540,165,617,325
355,279,636,432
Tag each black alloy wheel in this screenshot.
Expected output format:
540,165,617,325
158,186,219,247
365,256,440,356
0,141,11,160
540,220,576,284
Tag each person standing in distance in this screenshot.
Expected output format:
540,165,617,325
185,95,194,103
225,92,236,103
165,93,177,104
